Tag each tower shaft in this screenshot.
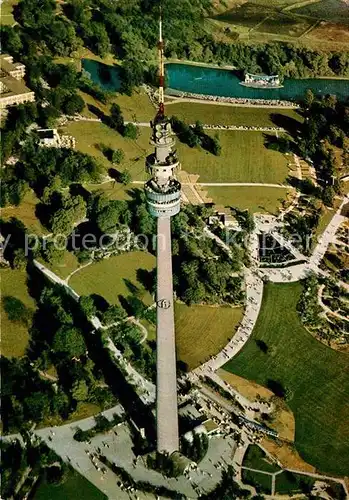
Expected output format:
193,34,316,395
156,217,179,453
144,7,181,455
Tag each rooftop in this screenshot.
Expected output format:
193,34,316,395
0,75,33,98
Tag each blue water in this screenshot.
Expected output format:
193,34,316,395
166,63,349,101
82,58,349,101
82,59,121,91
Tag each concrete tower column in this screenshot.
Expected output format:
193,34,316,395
156,216,179,454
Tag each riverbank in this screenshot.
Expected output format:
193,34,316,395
165,90,298,108
165,59,237,71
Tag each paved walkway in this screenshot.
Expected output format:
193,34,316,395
308,196,348,271
193,268,263,375
33,260,156,406
35,414,239,499
318,284,349,323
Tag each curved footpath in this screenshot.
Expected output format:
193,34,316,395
193,268,263,376
33,260,156,405
193,195,348,376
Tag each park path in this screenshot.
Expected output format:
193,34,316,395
33,260,156,405
131,180,292,188
71,115,286,132
308,196,348,270
165,95,298,109
318,284,349,323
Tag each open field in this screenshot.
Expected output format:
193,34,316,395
1,268,35,358
218,370,295,440
306,22,349,45
205,186,292,214
224,282,349,476
243,444,281,473
275,470,315,495
312,198,341,249
209,0,349,47
254,14,314,37
1,0,18,25
67,122,291,184
0,191,46,235
39,402,104,428
166,102,303,127
178,130,290,183
79,89,155,123
261,437,316,472
85,181,139,202
292,0,349,23
174,303,243,370
63,121,148,181
69,251,155,306
41,250,80,281
241,468,272,494
33,469,106,500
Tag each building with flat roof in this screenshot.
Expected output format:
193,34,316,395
0,54,35,109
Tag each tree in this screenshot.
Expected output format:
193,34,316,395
46,464,68,485
120,169,131,185
304,89,315,108
12,248,27,269
71,379,89,402
42,242,65,264
111,148,124,165
53,326,86,358
322,186,335,207
96,204,122,234
120,58,145,95
135,204,155,235
79,295,96,318
123,123,139,139
63,93,85,115
183,282,206,305
23,392,51,422
212,136,221,156
102,304,127,325
3,296,30,325
109,103,124,131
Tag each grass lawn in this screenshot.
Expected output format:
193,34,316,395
80,88,155,122
178,130,290,183
206,186,292,214
33,469,106,500
68,120,290,185
309,198,341,251
69,251,155,306
40,250,80,281
275,470,315,495
242,444,281,473
241,468,272,494
293,0,349,23
210,0,348,47
174,302,243,370
141,318,156,342
166,102,303,127
0,191,46,235
40,402,103,428
1,0,18,25
85,181,140,202
63,121,148,181
224,282,349,476
1,268,35,358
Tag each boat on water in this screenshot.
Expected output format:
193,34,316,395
240,72,284,89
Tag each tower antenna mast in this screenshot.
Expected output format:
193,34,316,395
158,4,165,116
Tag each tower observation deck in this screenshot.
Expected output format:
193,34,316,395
144,9,180,455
